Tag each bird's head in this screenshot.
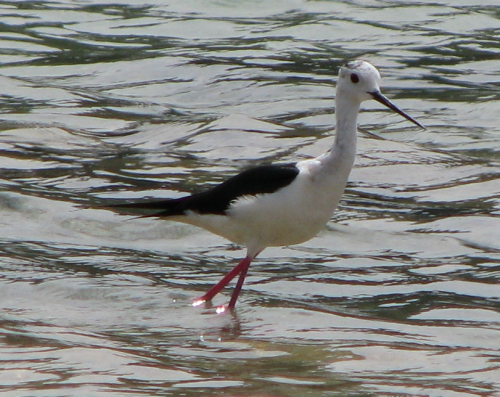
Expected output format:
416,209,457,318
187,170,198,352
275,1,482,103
338,60,382,102
337,60,424,128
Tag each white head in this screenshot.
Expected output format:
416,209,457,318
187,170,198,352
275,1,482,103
337,60,382,102
337,60,424,128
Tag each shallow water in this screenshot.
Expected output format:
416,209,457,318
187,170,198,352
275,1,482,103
1,1,499,396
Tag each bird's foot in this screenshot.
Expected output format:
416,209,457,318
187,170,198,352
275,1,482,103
192,297,233,314
215,304,230,314
192,297,207,307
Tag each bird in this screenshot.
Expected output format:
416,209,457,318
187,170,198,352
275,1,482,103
108,60,424,313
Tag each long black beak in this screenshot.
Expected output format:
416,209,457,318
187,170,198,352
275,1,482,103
370,90,425,129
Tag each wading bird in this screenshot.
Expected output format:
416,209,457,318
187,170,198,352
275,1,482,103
109,60,424,313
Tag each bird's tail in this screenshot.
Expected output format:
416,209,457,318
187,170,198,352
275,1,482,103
106,197,190,218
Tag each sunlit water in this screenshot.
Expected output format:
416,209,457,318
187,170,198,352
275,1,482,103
1,1,499,396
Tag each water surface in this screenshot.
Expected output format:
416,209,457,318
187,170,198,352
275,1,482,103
1,1,499,396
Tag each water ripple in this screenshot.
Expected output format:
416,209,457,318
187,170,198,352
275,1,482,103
1,1,499,396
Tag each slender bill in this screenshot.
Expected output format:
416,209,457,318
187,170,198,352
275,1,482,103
370,90,425,129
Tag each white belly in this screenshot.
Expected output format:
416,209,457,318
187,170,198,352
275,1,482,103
182,165,349,251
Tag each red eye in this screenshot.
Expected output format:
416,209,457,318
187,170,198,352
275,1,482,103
350,73,360,83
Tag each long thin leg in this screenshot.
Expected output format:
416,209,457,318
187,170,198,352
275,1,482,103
227,259,251,310
192,255,252,307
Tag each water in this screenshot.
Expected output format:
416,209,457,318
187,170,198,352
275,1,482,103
1,1,499,396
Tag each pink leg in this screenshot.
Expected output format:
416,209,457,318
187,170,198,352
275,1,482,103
193,255,253,307
227,259,251,310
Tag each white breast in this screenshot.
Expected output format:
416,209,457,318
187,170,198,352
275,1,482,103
212,164,346,247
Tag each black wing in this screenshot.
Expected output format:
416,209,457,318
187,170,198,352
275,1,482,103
109,164,299,217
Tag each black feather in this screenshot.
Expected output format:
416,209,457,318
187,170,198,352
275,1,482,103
109,164,299,217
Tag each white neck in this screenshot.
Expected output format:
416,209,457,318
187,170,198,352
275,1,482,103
322,94,360,174
334,96,360,146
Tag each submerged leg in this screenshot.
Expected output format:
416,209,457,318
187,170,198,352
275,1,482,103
192,255,253,307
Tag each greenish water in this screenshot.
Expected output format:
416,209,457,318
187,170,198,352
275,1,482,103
1,1,499,396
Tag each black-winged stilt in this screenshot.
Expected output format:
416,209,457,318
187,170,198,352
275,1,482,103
109,60,424,313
